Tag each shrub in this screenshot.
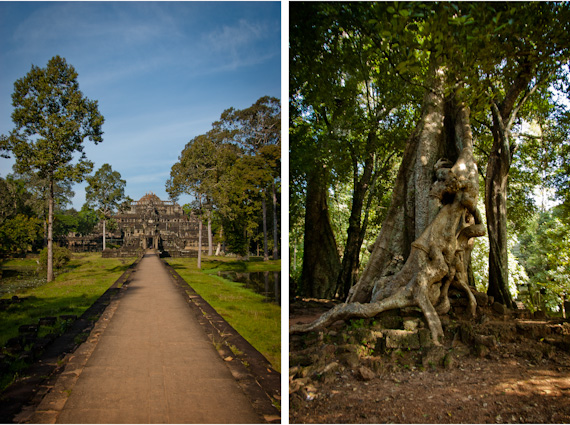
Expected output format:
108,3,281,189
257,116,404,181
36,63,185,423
39,245,72,270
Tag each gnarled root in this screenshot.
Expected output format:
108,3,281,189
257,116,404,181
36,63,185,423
290,288,412,334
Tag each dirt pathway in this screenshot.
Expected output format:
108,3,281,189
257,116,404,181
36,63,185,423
32,251,263,424
290,299,570,424
291,355,570,423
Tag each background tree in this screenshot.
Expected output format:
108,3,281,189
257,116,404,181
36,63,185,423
219,96,281,260
471,3,570,308
85,163,126,250
168,97,281,261
290,2,419,298
517,206,570,316
0,214,42,257
0,55,104,281
167,134,219,267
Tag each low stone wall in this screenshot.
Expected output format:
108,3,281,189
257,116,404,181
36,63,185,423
160,250,198,258
102,249,143,258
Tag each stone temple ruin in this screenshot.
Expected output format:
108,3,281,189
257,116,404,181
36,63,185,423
65,193,207,258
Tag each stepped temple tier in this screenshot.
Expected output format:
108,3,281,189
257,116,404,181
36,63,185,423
64,193,207,258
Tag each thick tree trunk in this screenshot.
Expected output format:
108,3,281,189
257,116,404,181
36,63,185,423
47,178,54,282
348,61,450,303
301,168,341,299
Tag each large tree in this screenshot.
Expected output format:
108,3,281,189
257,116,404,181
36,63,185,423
1,56,104,281
85,163,126,250
291,2,570,344
220,96,281,260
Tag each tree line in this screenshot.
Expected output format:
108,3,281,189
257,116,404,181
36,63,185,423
290,2,570,323
166,96,281,266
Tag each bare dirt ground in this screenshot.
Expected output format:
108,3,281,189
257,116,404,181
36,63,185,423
289,299,570,424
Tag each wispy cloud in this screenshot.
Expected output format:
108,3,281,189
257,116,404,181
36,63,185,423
200,18,279,71
205,19,266,51
11,3,180,48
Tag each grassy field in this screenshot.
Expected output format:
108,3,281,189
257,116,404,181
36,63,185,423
0,253,136,350
166,256,281,372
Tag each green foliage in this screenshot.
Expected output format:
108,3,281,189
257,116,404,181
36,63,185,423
0,214,43,256
167,97,280,258
517,207,570,313
85,164,126,219
39,245,72,270
0,55,104,182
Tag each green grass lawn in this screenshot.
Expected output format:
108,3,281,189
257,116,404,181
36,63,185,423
0,253,136,349
0,253,137,390
166,256,281,372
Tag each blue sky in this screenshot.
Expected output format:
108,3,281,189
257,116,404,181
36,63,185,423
0,1,281,209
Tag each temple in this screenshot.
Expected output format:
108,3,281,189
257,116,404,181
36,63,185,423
65,193,206,257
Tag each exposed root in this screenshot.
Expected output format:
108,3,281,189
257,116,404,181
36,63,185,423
290,288,412,334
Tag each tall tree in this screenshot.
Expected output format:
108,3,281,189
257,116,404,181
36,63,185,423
167,134,218,266
85,163,126,250
221,96,281,260
0,56,104,281
477,3,570,308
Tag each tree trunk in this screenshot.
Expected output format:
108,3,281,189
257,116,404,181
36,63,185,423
272,181,279,260
47,178,54,282
484,62,536,308
348,61,451,303
301,167,341,299
197,196,202,269
293,65,486,345
102,219,106,251
207,213,213,256
335,133,376,299
262,192,269,261
485,125,512,307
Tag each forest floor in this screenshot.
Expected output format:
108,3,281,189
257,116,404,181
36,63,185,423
289,299,570,424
